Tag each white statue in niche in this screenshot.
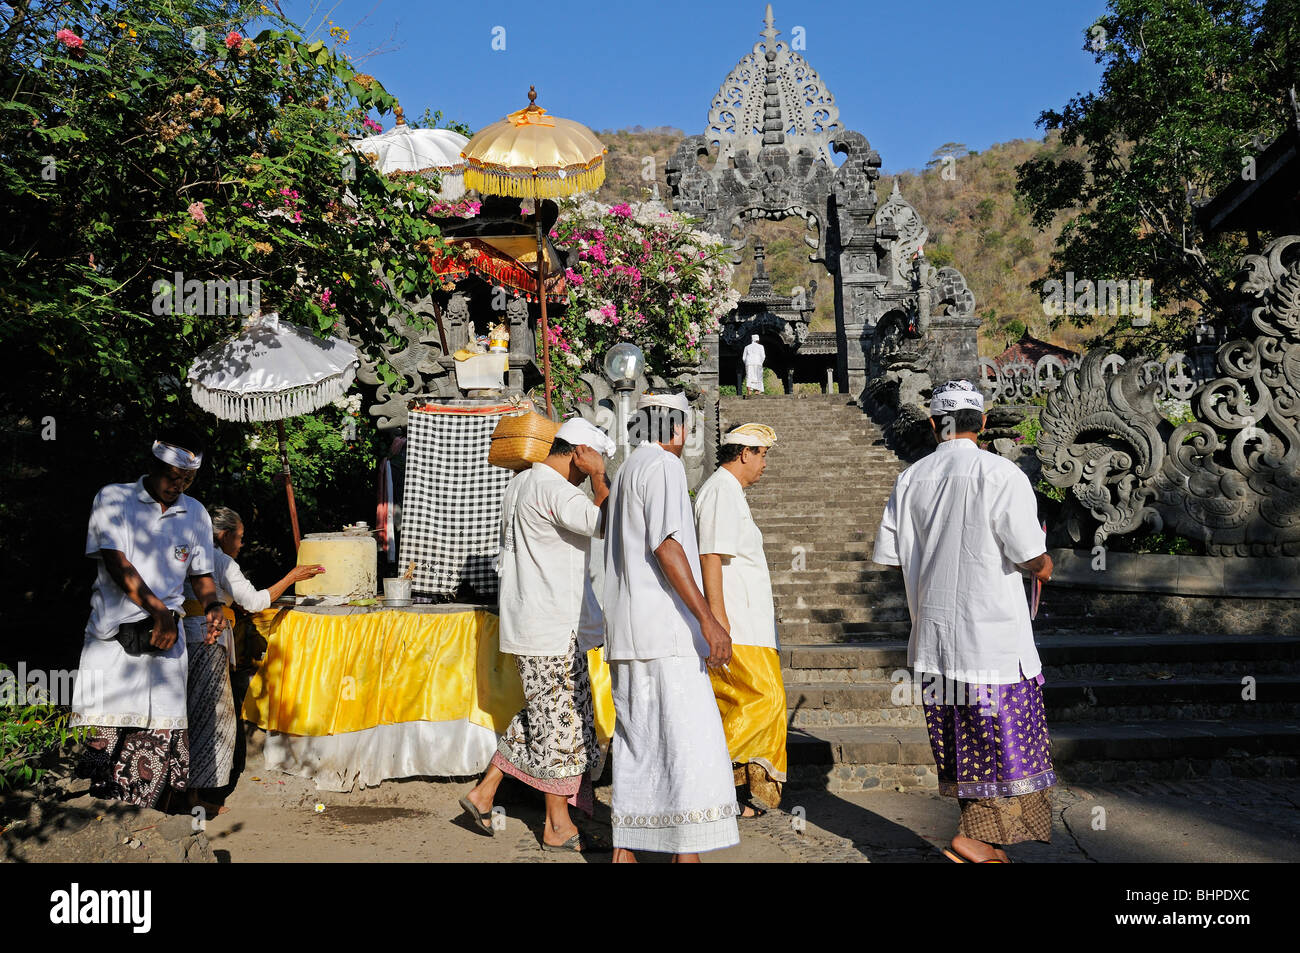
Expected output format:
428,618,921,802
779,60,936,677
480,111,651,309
743,333,766,397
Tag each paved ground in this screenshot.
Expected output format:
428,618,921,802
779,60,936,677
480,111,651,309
197,763,1300,863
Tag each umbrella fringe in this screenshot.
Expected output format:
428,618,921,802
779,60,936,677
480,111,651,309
463,165,605,199
190,370,357,423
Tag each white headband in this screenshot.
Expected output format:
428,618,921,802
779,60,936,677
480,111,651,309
721,423,777,448
636,391,691,414
929,380,985,415
555,418,616,458
152,440,203,471
635,391,693,436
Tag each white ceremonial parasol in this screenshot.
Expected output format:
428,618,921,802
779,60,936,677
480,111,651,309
188,312,360,547
350,107,469,199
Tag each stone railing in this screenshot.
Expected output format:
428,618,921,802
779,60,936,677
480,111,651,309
981,351,1210,405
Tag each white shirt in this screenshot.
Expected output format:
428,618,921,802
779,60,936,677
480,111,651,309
84,478,215,638
497,463,604,656
72,478,215,730
694,467,778,649
873,439,1047,684
183,549,270,663
603,442,706,661
742,341,766,367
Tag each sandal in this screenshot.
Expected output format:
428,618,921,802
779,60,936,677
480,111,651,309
942,847,1009,863
457,795,494,837
541,833,583,853
739,798,767,819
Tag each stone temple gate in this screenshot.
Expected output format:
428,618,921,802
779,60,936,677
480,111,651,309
667,5,980,448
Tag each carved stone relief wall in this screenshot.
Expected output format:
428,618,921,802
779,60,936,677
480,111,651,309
1039,235,1300,554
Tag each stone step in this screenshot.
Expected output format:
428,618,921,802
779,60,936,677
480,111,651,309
781,634,1300,672
785,719,1300,768
769,568,897,585
779,621,913,642
780,676,1300,727
764,551,878,566
772,581,901,598
778,604,910,623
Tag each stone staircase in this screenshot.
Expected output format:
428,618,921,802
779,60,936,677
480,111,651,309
719,392,1300,792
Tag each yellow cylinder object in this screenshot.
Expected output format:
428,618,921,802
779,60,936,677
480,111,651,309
295,532,377,600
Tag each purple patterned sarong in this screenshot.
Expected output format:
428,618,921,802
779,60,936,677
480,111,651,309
922,671,1057,799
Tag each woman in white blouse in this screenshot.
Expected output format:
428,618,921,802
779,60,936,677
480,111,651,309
182,506,322,813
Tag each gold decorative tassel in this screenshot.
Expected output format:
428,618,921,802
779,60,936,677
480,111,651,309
464,163,605,200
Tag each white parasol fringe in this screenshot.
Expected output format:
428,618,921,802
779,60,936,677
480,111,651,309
190,367,357,423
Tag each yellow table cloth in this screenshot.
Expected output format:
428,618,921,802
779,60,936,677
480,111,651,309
242,606,613,789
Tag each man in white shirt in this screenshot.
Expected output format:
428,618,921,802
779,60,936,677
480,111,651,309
696,422,787,817
73,428,227,809
873,380,1056,863
459,417,614,852
603,390,740,863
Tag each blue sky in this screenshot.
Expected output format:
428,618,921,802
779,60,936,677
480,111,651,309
276,0,1109,173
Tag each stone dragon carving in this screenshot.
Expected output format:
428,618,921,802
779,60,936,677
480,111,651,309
355,293,453,430
1039,235,1300,554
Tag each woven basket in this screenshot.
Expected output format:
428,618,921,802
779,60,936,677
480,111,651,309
489,410,558,471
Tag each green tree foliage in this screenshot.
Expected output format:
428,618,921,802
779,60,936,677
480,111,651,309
0,0,458,662
1016,0,1300,352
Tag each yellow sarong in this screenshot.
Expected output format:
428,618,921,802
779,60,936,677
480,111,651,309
709,643,787,808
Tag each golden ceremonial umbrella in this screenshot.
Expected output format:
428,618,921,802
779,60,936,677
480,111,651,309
460,86,606,417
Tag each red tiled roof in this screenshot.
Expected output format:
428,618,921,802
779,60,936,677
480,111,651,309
996,334,1079,366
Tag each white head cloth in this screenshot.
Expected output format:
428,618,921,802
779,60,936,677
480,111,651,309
721,423,777,447
152,440,203,471
929,379,985,415
555,417,616,458
635,390,693,434
636,391,691,415
751,334,759,343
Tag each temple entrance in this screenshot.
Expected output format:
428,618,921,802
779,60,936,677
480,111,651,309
666,5,981,406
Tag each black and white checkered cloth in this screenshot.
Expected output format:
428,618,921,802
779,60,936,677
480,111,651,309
398,404,514,599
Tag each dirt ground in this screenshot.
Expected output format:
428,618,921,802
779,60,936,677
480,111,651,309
197,754,1300,863
7,741,1297,863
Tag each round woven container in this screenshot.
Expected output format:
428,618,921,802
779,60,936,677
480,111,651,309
489,410,558,471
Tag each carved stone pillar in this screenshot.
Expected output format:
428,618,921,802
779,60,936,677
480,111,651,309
926,312,983,387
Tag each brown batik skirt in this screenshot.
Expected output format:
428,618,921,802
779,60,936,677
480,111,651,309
76,726,189,808
491,633,602,815
958,790,1053,844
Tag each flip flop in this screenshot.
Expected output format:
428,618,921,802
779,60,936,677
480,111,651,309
942,847,1008,863
458,795,494,837
541,833,583,853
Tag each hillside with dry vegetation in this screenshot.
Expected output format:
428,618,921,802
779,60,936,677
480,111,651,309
593,128,1091,357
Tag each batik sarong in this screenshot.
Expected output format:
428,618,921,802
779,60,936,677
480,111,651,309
610,655,741,854
922,671,1056,844
710,644,787,809
76,726,189,808
491,633,603,815
186,641,236,789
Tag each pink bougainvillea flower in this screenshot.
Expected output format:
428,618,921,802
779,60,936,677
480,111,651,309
55,29,84,49
225,31,242,49
187,201,208,224
608,203,632,219
361,117,382,133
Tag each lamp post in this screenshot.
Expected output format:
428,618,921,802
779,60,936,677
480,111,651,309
603,342,644,452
